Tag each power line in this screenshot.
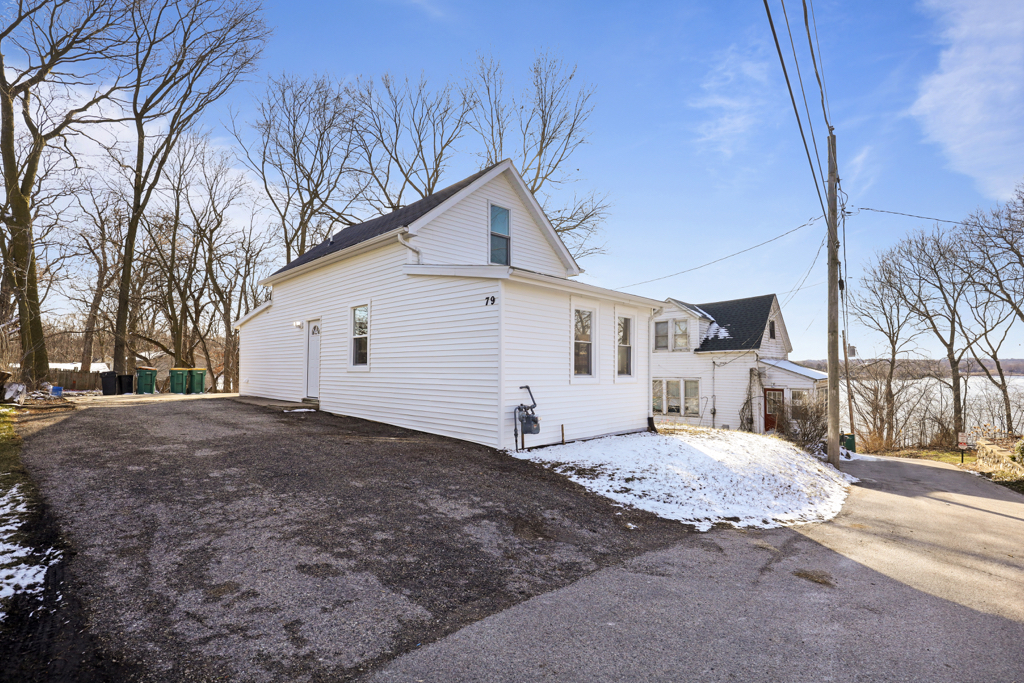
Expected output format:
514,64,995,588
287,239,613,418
763,0,829,219
803,0,831,126
780,0,826,185
850,206,960,224
782,234,826,308
619,215,823,289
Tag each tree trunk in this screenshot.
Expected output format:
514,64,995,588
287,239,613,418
948,353,963,438
79,282,106,373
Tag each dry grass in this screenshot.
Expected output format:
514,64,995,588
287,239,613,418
881,448,978,466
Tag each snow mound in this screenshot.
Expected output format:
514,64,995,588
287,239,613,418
511,428,856,532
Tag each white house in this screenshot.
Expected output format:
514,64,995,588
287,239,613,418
235,160,665,449
650,294,827,432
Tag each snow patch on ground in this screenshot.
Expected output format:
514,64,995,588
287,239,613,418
0,484,61,619
510,428,855,532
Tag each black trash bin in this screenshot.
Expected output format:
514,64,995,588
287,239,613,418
116,374,134,395
101,371,117,396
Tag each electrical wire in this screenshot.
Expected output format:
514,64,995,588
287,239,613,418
803,0,831,127
763,0,828,219
782,234,826,308
618,215,823,289
849,206,960,225
780,0,826,185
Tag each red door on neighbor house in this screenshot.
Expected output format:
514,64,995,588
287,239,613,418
764,389,784,432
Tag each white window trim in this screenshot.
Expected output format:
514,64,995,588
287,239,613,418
683,378,700,417
653,318,670,352
652,377,701,417
614,307,637,383
348,302,371,372
672,317,691,353
570,297,599,384
488,201,511,267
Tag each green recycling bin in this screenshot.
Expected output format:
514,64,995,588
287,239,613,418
169,368,189,394
187,368,206,394
842,433,856,453
135,366,158,394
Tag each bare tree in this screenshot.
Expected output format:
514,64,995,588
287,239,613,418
68,184,126,372
232,73,361,264
469,53,607,258
353,73,474,214
0,0,131,382
108,0,269,374
850,256,922,449
959,283,1016,433
887,226,973,440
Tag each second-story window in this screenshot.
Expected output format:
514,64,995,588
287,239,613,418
674,320,689,351
490,205,510,265
654,321,669,350
769,320,776,339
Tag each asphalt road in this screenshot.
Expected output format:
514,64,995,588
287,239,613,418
370,456,1024,683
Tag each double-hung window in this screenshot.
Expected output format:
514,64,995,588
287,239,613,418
654,321,669,350
574,309,593,376
617,316,632,376
352,305,368,366
674,320,689,351
490,205,510,265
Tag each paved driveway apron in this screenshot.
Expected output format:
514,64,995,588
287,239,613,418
16,396,691,682
370,457,1024,683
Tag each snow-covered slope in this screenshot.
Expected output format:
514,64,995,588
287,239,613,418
510,426,855,531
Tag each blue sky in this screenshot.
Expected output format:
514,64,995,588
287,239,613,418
213,0,1024,360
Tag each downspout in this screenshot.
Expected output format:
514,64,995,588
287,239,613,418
648,307,663,432
711,360,717,428
397,229,421,264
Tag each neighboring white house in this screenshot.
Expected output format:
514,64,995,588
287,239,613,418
650,294,827,433
236,160,665,449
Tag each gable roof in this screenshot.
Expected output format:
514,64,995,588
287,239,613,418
669,293,778,353
270,162,502,278
266,160,580,282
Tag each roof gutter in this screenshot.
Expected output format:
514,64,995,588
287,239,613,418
260,228,406,287
509,269,664,307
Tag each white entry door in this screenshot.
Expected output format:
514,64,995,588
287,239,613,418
306,319,321,398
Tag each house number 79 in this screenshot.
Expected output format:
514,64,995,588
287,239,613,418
484,296,496,306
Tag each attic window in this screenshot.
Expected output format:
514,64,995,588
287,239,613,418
769,320,776,339
490,205,510,265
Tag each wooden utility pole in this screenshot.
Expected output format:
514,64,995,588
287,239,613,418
843,329,855,447
827,131,841,468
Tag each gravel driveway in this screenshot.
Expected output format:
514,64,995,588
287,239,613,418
9,395,691,682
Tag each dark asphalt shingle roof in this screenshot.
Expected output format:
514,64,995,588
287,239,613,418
673,293,778,353
270,162,502,277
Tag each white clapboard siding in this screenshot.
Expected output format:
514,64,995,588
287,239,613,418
239,243,502,446
413,173,567,277
500,280,652,449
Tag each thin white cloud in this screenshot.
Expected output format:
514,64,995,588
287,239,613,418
691,44,773,158
911,0,1024,199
